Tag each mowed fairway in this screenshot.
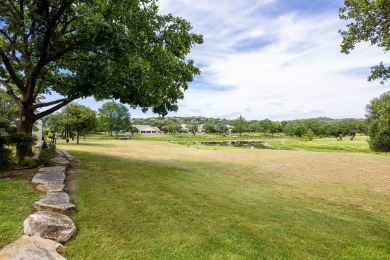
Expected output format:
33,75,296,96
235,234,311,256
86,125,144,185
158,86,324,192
60,140,390,259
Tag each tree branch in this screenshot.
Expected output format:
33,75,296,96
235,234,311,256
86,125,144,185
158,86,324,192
31,0,73,80
0,29,13,44
0,49,26,93
5,0,22,18
35,99,73,120
0,29,24,59
52,0,73,24
61,17,78,35
33,0,52,77
33,98,69,109
0,79,22,106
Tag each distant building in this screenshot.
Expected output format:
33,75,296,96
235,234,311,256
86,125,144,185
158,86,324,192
180,124,189,133
8,119,43,141
133,125,160,134
33,120,43,141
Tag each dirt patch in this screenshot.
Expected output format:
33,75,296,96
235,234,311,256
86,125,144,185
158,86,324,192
0,167,39,191
65,158,79,196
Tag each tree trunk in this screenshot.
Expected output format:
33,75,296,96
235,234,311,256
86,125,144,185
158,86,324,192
77,131,80,144
16,112,35,159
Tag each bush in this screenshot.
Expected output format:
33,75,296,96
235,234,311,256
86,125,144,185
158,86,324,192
0,137,13,170
37,148,56,167
19,157,38,168
303,129,315,141
7,132,34,162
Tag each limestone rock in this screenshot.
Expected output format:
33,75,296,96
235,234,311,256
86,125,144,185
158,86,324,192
32,170,65,186
39,166,67,173
62,151,75,161
56,149,65,157
51,156,69,166
24,212,76,243
0,235,66,260
36,184,65,193
34,192,75,215
65,155,75,161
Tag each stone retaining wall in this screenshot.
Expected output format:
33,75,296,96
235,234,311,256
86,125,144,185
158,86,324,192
0,150,76,259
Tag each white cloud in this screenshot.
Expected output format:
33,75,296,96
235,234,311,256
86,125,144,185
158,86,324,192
155,0,389,120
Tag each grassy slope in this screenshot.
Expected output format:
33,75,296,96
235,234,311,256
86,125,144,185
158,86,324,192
61,140,389,259
0,178,40,248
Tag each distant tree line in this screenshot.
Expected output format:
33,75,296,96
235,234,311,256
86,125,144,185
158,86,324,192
132,115,367,140
3,95,388,152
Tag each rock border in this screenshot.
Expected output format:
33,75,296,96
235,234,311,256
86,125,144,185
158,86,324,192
0,149,76,259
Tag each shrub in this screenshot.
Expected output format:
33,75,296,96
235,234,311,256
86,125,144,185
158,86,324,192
19,157,38,168
7,132,34,162
0,137,13,170
303,129,315,141
37,148,56,167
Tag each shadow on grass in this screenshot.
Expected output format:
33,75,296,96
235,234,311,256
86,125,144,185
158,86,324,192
59,142,115,147
64,148,390,260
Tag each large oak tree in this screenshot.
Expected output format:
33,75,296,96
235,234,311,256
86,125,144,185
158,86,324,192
0,0,203,156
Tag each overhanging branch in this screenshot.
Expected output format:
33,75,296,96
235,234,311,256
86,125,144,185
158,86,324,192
33,98,68,109
35,99,73,120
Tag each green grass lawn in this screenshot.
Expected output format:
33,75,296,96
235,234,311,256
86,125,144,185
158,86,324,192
60,140,389,259
88,133,372,154
267,137,371,153
0,176,41,248
88,132,265,142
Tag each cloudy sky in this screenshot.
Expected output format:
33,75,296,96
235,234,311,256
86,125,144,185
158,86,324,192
85,0,389,120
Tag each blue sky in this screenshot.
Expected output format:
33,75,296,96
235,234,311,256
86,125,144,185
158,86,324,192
62,0,389,120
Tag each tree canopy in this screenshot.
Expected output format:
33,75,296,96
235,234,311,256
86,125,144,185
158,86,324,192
98,101,131,136
339,0,390,83
232,115,247,136
366,91,390,152
0,0,203,137
43,112,64,136
257,119,280,136
0,89,19,123
62,103,97,144
165,119,181,134
187,121,199,136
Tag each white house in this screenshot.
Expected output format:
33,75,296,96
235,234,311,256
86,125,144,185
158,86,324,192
133,125,160,134
33,119,43,141
9,119,43,140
